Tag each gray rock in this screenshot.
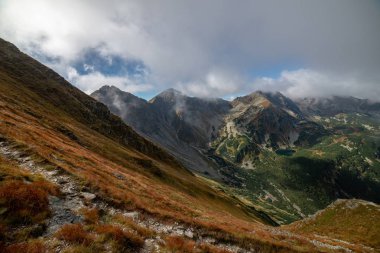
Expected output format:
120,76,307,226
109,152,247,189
184,229,194,238
113,172,126,180
123,211,139,220
47,196,82,234
80,192,96,201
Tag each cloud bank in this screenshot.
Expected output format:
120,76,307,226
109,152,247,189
0,0,379,99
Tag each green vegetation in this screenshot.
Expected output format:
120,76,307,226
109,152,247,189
275,149,295,156
214,135,255,163
212,112,380,225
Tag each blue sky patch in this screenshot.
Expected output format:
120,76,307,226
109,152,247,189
73,48,147,77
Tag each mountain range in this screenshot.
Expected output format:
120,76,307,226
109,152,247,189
0,37,379,252
91,86,325,177
92,85,380,224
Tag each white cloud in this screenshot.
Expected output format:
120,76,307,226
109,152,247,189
252,69,380,100
67,67,152,94
0,0,379,99
177,69,244,97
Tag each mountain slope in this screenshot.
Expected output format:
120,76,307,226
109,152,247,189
285,199,380,250
0,40,175,163
92,86,230,178
212,91,324,165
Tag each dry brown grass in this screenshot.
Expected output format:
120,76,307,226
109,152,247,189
164,236,196,253
80,208,100,224
32,180,61,197
198,244,232,253
61,245,99,253
95,224,144,251
0,158,61,246
2,240,47,253
0,180,50,225
164,236,233,253
112,213,155,238
0,223,6,240
55,224,93,246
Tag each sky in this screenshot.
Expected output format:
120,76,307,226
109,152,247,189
0,0,379,100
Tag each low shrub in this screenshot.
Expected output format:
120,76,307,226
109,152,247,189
61,245,99,253
55,224,93,245
95,224,144,252
3,240,47,253
0,223,7,241
198,243,231,253
112,213,155,238
164,236,234,253
165,236,195,253
0,180,50,225
80,208,99,224
32,180,60,197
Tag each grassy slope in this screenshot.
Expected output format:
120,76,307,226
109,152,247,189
285,199,380,249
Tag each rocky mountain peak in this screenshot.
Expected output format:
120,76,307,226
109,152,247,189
232,91,303,119
233,91,273,108
93,85,138,100
91,85,147,114
150,88,185,103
